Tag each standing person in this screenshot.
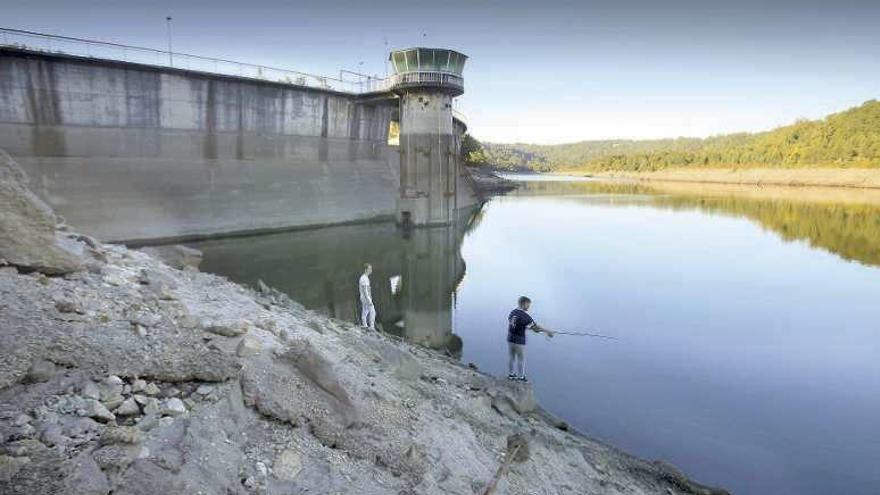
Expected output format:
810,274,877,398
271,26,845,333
359,264,376,330
507,296,554,382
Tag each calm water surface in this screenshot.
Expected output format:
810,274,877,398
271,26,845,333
192,178,880,495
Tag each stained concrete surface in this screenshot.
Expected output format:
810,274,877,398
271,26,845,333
0,49,424,242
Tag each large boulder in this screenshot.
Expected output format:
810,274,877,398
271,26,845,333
363,337,422,381
0,150,84,274
241,340,357,445
487,379,537,418
114,389,248,495
60,453,111,495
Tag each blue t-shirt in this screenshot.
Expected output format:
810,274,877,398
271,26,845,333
507,308,535,345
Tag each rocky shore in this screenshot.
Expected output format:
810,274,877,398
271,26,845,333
0,152,727,494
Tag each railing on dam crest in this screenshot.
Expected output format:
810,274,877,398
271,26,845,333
0,27,389,94
0,27,467,125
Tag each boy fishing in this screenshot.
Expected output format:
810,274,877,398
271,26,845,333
507,296,555,382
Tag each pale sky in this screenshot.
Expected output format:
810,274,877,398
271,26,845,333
4,0,880,144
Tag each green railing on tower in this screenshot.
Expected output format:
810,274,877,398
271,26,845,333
387,48,467,95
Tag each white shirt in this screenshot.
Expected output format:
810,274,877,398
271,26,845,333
359,273,372,305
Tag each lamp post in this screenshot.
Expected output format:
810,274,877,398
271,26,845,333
384,37,389,77
165,16,173,67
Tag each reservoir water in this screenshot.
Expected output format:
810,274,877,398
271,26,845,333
191,177,880,495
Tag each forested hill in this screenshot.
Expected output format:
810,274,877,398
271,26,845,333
466,100,880,172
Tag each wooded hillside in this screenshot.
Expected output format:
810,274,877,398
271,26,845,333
466,100,880,172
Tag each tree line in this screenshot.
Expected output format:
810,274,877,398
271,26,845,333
463,100,880,172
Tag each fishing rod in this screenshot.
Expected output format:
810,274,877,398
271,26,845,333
549,330,619,340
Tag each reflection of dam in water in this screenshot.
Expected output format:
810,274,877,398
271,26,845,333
191,213,477,355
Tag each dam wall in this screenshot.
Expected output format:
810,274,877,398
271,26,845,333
0,47,405,242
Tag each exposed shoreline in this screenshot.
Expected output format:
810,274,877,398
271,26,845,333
570,167,880,189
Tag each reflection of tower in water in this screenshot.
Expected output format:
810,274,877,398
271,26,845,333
193,211,479,357
382,226,465,356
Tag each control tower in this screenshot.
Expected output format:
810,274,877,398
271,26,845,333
388,48,467,226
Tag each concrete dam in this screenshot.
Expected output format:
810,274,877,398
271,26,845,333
0,37,478,243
